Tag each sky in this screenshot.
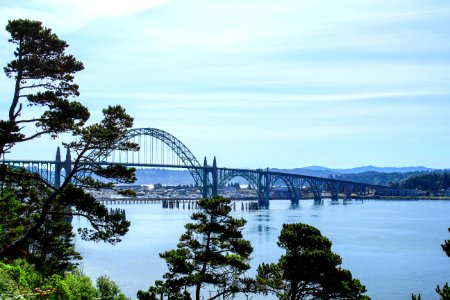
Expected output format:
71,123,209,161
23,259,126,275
1,0,450,169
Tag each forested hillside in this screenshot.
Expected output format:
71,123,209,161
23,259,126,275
338,170,450,193
335,171,423,186
400,172,450,191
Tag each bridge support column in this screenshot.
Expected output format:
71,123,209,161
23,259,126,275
344,184,353,200
310,181,322,202
64,147,72,176
55,147,62,188
202,157,209,198
330,183,339,201
257,169,270,209
293,186,302,205
55,146,72,188
289,184,299,206
265,170,270,208
212,157,218,197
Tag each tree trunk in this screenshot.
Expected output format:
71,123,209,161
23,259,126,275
195,283,201,300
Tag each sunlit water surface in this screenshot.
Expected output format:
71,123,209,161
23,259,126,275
74,199,450,299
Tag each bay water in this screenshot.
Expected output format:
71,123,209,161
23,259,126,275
74,199,450,299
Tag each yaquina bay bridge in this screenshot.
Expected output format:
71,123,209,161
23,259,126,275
4,128,396,208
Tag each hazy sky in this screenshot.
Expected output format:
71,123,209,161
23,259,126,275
1,0,450,169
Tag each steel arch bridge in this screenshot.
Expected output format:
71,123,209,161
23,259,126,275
4,127,396,208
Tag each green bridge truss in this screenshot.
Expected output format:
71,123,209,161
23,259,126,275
4,127,395,208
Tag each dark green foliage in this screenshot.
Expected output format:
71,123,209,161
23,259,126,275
337,170,450,194
27,209,82,277
436,283,450,300
0,19,136,276
0,171,81,275
153,183,163,189
336,171,419,186
2,19,88,155
227,182,241,189
57,184,130,244
0,259,129,299
412,227,450,300
401,172,450,193
443,228,450,257
97,275,130,300
256,223,370,300
436,228,450,300
139,196,253,300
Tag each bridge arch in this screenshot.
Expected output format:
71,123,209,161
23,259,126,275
217,170,259,191
325,181,340,200
303,178,324,201
85,128,205,187
269,175,301,204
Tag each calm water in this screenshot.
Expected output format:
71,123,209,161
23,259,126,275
74,199,450,299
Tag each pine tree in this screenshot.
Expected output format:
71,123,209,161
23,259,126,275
139,196,253,300
256,223,370,300
0,19,138,268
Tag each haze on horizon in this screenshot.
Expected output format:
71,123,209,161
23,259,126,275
1,0,449,170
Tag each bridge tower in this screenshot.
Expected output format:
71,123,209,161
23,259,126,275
54,146,72,188
202,157,208,198
257,169,270,208
201,156,219,198
64,147,72,177
212,157,218,196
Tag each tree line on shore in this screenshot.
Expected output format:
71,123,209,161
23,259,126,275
337,170,450,194
0,19,448,299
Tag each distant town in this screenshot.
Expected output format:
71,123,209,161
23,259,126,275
92,183,259,201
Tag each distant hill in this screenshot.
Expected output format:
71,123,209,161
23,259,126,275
134,168,195,185
270,168,337,178
270,166,433,179
330,165,433,174
302,166,331,171
302,165,433,174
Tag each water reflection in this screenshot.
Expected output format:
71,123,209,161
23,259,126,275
254,212,271,222
314,199,324,205
247,211,275,238
289,203,299,209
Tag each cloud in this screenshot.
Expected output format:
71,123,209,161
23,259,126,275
0,0,168,33
83,89,450,109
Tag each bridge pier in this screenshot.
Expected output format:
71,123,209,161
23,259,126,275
54,146,72,188
64,147,72,178
289,187,300,206
212,157,218,196
55,147,62,188
201,156,219,198
202,157,209,198
257,169,270,208
344,184,353,200
309,180,323,202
